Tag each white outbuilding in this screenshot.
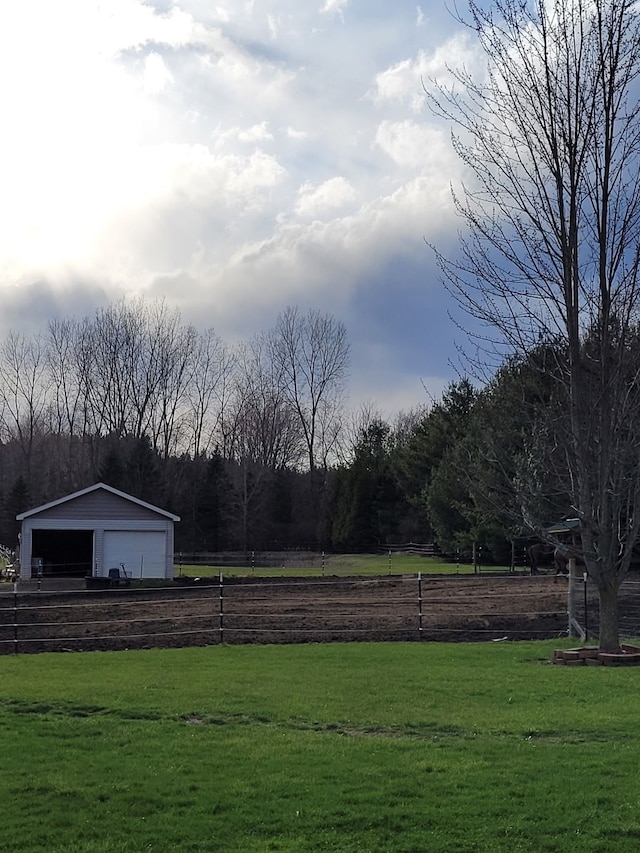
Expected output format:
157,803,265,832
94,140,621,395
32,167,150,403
16,482,180,581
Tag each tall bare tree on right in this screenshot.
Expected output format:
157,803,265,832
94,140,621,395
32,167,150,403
428,0,640,651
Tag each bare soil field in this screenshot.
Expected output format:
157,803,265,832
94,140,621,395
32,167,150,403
0,573,569,654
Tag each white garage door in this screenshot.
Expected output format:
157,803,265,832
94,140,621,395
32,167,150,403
103,531,167,579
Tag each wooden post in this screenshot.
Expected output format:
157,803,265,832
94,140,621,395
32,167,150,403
567,557,576,636
583,572,589,640
219,572,224,644
567,558,586,640
13,584,18,654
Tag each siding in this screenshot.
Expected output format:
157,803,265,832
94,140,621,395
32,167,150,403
30,490,163,522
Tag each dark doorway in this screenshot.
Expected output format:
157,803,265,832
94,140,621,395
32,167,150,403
31,530,94,577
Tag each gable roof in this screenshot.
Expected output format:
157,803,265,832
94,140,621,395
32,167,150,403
545,517,581,536
17,482,180,522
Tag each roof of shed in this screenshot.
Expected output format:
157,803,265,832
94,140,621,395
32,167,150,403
545,517,581,535
17,482,181,522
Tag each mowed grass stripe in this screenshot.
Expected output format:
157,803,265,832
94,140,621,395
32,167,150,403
176,553,500,577
1,642,640,852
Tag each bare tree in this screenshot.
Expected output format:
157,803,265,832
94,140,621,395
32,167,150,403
142,301,198,459
428,0,640,650
185,328,235,459
220,335,303,549
46,318,93,488
269,306,350,472
47,318,85,438
234,336,304,470
72,298,204,457
0,332,49,483
76,302,138,439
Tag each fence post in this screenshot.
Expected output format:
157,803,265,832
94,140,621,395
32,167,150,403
567,558,586,640
13,583,18,654
219,572,224,644
567,558,575,636
583,571,589,641
418,572,423,639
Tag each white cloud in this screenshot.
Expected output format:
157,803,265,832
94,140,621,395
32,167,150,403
295,178,356,218
225,150,286,196
203,173,457,310
320,0,350,15
372,34,481,112
238,123,274,142
286,127,308,139
143,52,174,95
375,120,448,170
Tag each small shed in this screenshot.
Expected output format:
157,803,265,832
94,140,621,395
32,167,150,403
16,482,180,581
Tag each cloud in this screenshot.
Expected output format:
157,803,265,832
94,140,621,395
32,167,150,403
375,120,449,170
320,0,350,15
286,127,308,139
295,178,356,218
180,171,459,326
143,52,175,94
371,34,482,112
238,123,274,142
0,0,471,419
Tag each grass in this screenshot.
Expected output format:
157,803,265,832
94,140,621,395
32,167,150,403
2,640,640,851
173,552,516,578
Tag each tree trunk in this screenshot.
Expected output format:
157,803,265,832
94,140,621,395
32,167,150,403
596,579,622,654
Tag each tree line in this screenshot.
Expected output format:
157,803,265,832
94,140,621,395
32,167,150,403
0,292,583,564
427,0,640,651
0,298,351,549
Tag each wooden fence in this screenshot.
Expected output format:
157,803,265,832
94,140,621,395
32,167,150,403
0,574,568,654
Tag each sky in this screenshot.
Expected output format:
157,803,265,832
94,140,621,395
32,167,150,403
0,0,481,420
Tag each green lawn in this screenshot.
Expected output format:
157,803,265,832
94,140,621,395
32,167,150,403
1,640,639,852
174,552,518,578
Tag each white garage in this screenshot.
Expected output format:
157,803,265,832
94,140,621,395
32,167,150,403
103,531,168,579
16,482,180,581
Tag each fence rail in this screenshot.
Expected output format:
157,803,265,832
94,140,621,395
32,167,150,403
568,572,640,641
0,574,568,654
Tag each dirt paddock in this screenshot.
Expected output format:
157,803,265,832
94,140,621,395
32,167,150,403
0,573,570,654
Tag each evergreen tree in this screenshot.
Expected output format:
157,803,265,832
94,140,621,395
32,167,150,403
125,436,163,505
195,453,236,551
330,421,400,550
98,447,126,491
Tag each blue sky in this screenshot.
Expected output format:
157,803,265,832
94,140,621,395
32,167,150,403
0,0,479,418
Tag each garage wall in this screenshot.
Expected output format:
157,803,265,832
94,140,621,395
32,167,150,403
21,519,175,580
18,484,179,581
